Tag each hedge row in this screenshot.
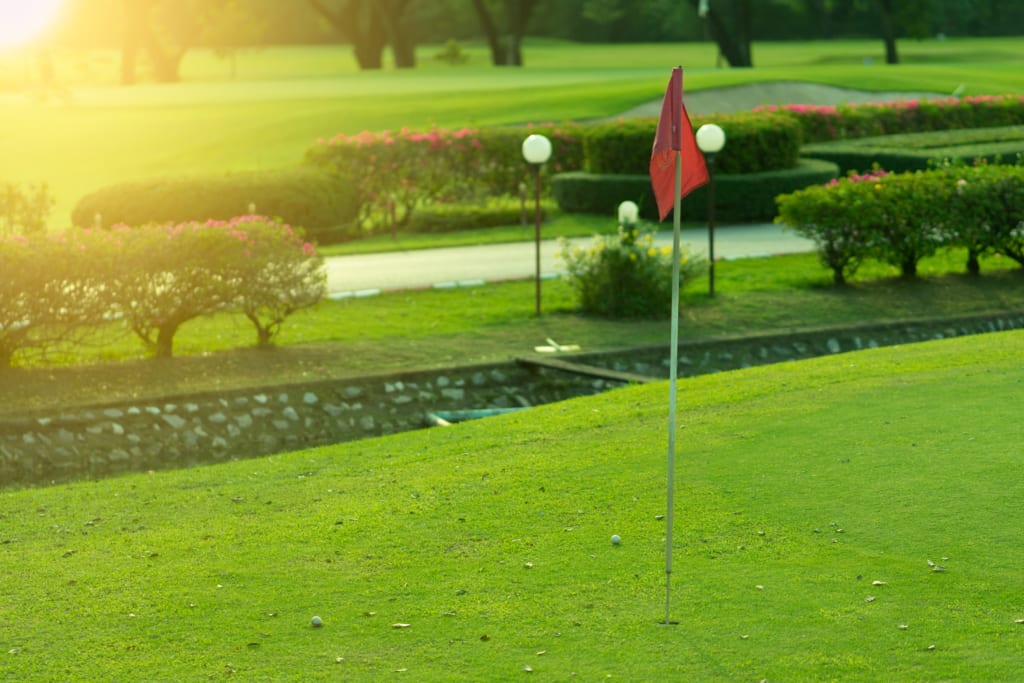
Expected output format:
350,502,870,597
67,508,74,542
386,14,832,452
776,163,1024,284
553,159,840,223
760,94,1024,143
302,124,582,236
584,111,803,175
0,216,323,367
71,169,357,233
801,125,1024,174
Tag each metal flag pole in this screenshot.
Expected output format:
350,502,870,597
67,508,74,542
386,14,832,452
664,147,683,626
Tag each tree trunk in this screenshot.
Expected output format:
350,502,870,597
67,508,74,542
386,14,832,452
472,0,506,65
308,0,386,70
120,0,149,85
688,0,753,67
154,322,178,358
378,0,416,68
876,0,900,64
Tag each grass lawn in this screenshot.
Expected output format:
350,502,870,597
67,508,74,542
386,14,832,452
2,38,1023,225
1,330,1022,680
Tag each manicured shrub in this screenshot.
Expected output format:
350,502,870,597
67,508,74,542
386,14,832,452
552,159,839,223
303,124,582,235
761,94,1024,143
408,196,557,234
802,125,1024,174
72,169,357,234
558,225,705,318
584,111,801,175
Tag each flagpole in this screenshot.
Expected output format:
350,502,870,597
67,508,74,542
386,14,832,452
664,148,683,625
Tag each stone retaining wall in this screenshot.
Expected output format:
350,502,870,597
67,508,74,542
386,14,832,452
3,311,1022,488
0,363,621,487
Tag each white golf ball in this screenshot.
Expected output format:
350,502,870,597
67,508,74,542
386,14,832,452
311,615,323,627
611,534,621,545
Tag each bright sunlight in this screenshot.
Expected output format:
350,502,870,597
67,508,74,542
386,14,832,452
0,0,63,48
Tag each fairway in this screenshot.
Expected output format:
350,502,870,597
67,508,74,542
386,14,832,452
2,331,1022,680
2,38,1024,226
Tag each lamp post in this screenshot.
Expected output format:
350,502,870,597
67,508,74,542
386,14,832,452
695,123,726,296
522,133,552,316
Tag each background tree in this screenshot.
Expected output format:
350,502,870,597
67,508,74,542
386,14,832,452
471,0,540,66
199,0,268,78
308,0,417,69
120,0,200,84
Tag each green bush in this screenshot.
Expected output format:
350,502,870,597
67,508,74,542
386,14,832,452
408,196,557,234
552,159,839,223
558,225,705,318
583,111,802,176
71,169,357,233
777,163,1024,284
802,126,1024,174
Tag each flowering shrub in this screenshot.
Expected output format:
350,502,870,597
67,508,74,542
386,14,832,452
303,123,583,235
0,217,322,366
112,216,322,357
777,162,1024,283
558,226,705,318
0,229,123,367
759,95,1024,143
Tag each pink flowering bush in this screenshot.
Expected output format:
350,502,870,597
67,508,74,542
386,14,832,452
304,124,583,235
112,216,322,357
0,229,122,367
758,94,1024,143
0,217,323,366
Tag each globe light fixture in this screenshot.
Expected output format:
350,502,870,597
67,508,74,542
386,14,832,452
522,134,552,316
696,123,726,296
617,200,639,230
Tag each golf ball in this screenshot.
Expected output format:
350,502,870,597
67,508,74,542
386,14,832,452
311,616,323,628
611,534,621,545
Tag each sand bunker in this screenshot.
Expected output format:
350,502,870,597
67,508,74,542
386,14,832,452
619,80,952,117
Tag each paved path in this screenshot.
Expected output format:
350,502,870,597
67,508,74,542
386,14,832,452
324,223,814,297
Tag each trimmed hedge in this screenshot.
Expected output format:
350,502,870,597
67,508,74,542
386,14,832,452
552,158,840,223
584,111,802,175
303,124,582,235
408,196,557,234
71,169,358,233
802,125,1024,174
761,94,1024,143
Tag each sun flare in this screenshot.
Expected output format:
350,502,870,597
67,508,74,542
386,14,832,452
0,0,64,48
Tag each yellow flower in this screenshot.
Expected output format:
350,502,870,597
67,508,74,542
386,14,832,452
629,252,637,261
648,248,658,257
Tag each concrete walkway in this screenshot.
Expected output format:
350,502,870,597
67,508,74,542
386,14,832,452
324,223,814,297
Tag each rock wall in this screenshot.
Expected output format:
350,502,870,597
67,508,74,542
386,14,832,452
0,363,620,487
3,311,1022,488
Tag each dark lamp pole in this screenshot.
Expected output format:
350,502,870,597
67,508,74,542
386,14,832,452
696,123,726,297
521,133,552,316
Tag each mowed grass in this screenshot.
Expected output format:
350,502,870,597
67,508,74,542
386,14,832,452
2,331,1023,680
2,38,1023,225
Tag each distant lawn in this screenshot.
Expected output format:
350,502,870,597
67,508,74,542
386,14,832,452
2,38,1023,226
2,330,1022,680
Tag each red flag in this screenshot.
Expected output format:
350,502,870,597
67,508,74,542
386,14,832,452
650,67,709,221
